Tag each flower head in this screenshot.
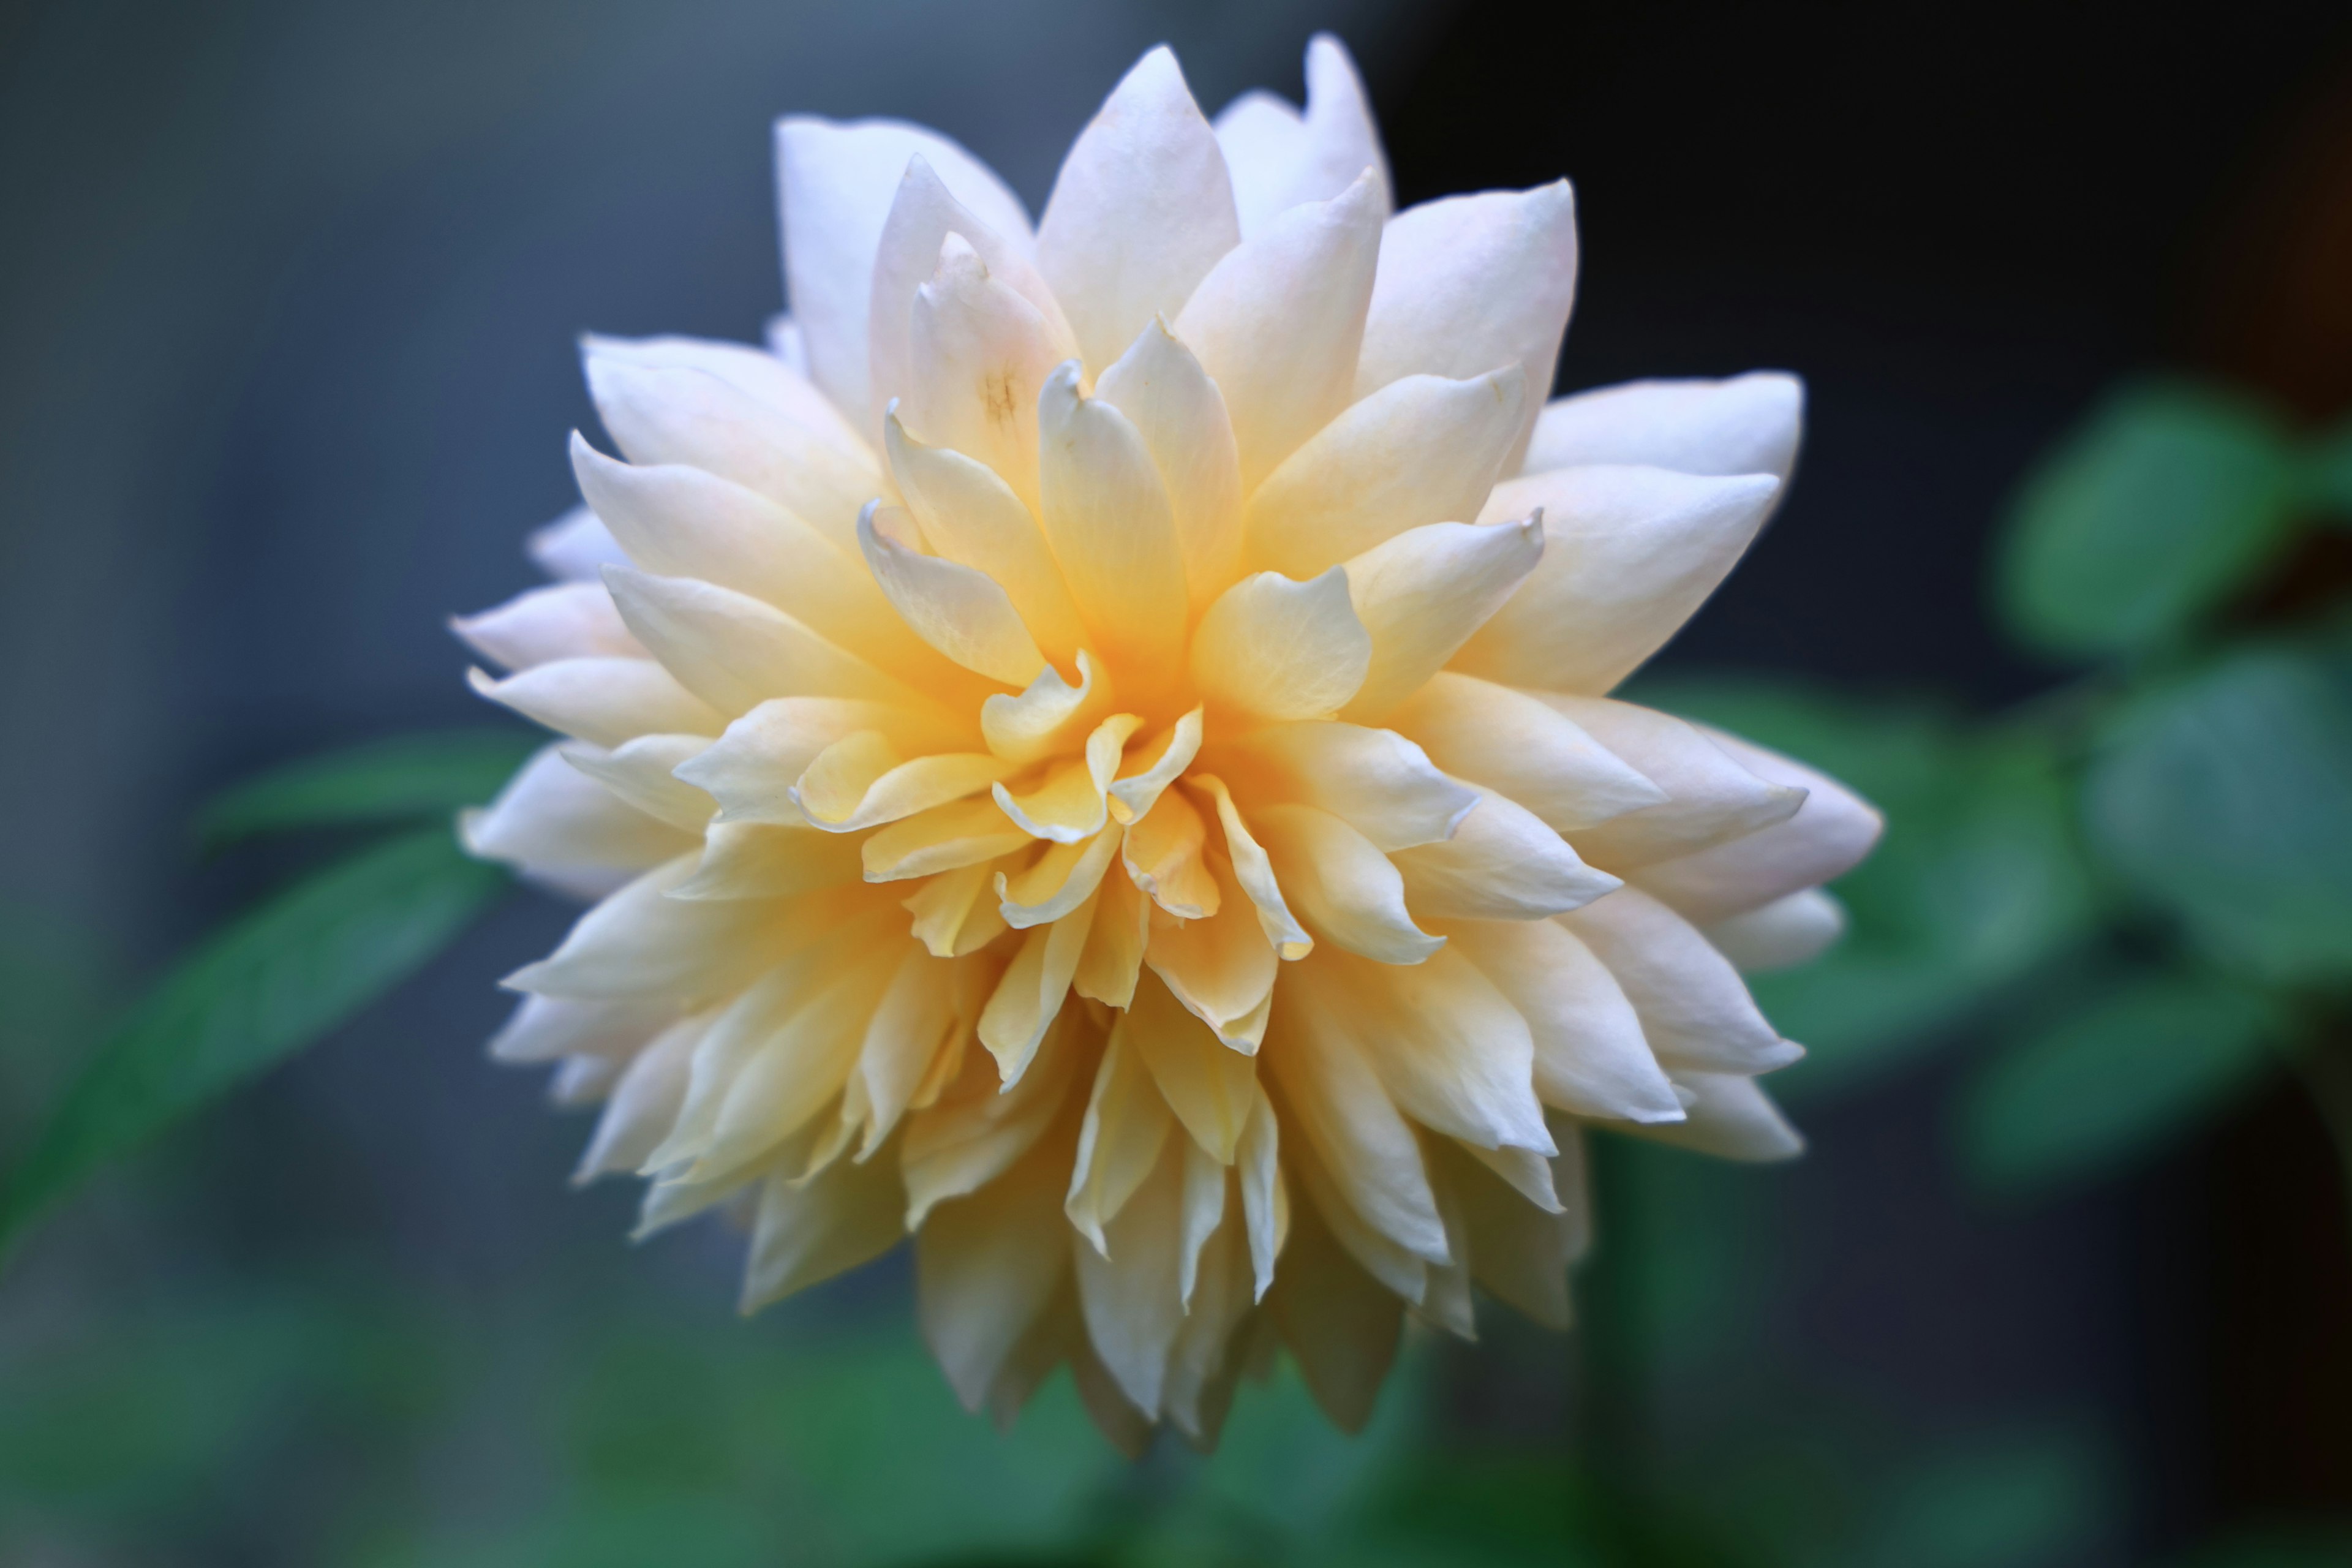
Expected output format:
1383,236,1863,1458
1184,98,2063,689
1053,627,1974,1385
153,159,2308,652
459,36,1880,1449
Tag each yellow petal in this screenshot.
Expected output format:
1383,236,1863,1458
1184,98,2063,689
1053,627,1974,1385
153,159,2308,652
1249,803,1442,964
1037,362,1190,678
862,797,1033,882
1127,967,1262,1158
794,730,1014,832
886,412,1088,656
856,500,1046,687
1093,321,1242,605
1188,775,1312,959
1189,568,1370,723
1338,516,1545,723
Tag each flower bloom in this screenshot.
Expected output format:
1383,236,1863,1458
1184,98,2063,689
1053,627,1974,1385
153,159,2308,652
459,36,1880,1450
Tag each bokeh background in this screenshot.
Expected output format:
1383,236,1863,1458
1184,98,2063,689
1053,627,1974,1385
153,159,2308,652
4,1,2352,1564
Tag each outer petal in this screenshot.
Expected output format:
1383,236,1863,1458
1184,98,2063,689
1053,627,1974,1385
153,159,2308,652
1457,465,1781,695
1038,47,1240,374
1218,721,1474,851
578,332,868,461
1125,971,1261,1159
1386,673,1667,834
1094,320,1243,604
1542,695,1804,869
1354,182,1577,469
1338,517,1545,723
1214,34,1391,238
1703,888,1847,974
462,745,698,899
916,1104,1077,1409
1189,569,1371,723
1626,1072,1804,1161
1523,372,1803,481
1445,917,1682,1123
739,1151,907,1311
1037,363,1191,677
603,566,927,717
529,505,625,582
1392,785,1619,920
1171,172,1382,489
1266,1196,1401,1432
1244,368,1525,579
1262,998,1449,1264
452,581,641,672
1629,728,1883,922
467,658,722,748
1557,887,1801,1075
776,115,1032,431
1074,1139,1188,1416
1250,804,1442,964
903,235,1066,509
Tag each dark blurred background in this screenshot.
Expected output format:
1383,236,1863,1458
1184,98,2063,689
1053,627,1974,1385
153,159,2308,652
4,1,2351,1564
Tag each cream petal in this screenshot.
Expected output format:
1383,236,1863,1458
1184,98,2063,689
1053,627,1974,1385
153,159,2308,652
1337,518,1545,723
977,901,1098,1084
979,650,1109,764
462,745,698,898
1073,859,1150,1007
529,505,626,582
1037,363,1191,678
1074,1137,1188,1417
845,945,964,1144
676,696,960,826
1263,1001,1449,1264
903,1023,1088,1225
1038,47,1240,374
1104,706,1203,824
903,235,1066,509
1143,858,1277,1052
1557,886,1801,1075
1214,34,1390,238
467,658,723,749
1430,1137,1575,1330
581,349,881,549
1541,695,1805,869
1458,465,1782,695
916,1124,1072,1411
1291,948,1553,1154
1627,1071,1804,1161
1217,720,1474,850
1354,182,1578,469
1703,888,1848,973
1237,1085,1286,1298
795,731,1013,833
1065,1024,1175,1253
1523,372,1803,481
1124,971,1259,1161
573,1016,703,1182
488,992,673,1066
1244,368,1526,579
903,858,1015,957
886,413,1087,656
863,797,1035,882
1250,804,1442,963
999,824,1123,927
776,115,1032,431
867,154,1072,438
739,1150,907,1312
857,502,1045,687
1189,775,1313,959
558,734,712,833
1121,786,1219,919
1392,785,1620,920
1385,673,1666,834
452,581,642,672
1630,727,1883,922
1444,917,1681,1123
1265,1195,1402,1432
578,331,869,461
1172,172,1382,489
1190,569,1371,723
503,854,834,1005
671,820,867,901
570,435,925,674
1093,322,1243,605
991,712,1142,843
603,565,924,718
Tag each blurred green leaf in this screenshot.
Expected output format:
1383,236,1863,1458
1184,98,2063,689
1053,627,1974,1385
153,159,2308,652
2310,418,2352,523
1996,382,2302,658
2085,643,2352,982
0,826,507,1259
194,729,537,851
1958,968,2278,1196
1853,1425,2111,1568
1636,680,2097,1099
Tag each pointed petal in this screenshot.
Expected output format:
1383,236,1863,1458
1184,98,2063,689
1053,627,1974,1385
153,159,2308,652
739,1151,907,1311
1066,1024,1175,1253
530,505,625,582
1703,888,1848,973
1262,998,1449,1264
1629,727,1882,922
1189,775,1313,959
463,745,696,897
1245,368,1526,579
1038,47,1240,373
1037,363,1191,676
1542,695,1806,869
676,696,961,826
1218,720,1474,850
1215,34,1390,238
886,412,1087,655
903,235,1066,508
603,565,925,717
916,1107,1077,1409
1393,785,1620,919
1336,517,1544,723
578,332,868,461
468,658,722,749
1523,372,1803,480
1458,466,1782,695
1125,969,1261,1161
1386,673,1666,833
1265,1196,1401,1432
453,581,641,672
857,502,1046,687
1094,320,1243,603
672,821,865,901
1446,916,1682,1123
1627,1071,1804,1161
977,900,1098,1085
1251,804,1442,963
1190,568,1371,723
1074,1137,1188,1416
1558,886,1802,1075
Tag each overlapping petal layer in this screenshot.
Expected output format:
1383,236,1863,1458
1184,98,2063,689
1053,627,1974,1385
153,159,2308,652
461,34,1879,1450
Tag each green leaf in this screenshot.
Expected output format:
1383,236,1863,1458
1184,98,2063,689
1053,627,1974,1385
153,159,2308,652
1996,381,2302,657
1958,968,2278,1196
1633,679,2097,1100
194,729,538,851
0,827,507,1257
2085,643,2352,981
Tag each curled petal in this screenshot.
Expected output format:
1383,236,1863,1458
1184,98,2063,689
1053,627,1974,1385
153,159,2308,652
677,696,960,826
857,502,1046,687
1189,775,1313,959
1387,674,1666,835
1214,34,1390,238
1250,804,1442,965
1218,721,1474,851
1392,785,1619,921
1190,570,1371,723
886,413,1087,655
1557,886,1801,1076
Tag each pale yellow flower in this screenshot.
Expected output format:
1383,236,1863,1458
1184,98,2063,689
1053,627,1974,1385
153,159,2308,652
458,36,1880,1449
